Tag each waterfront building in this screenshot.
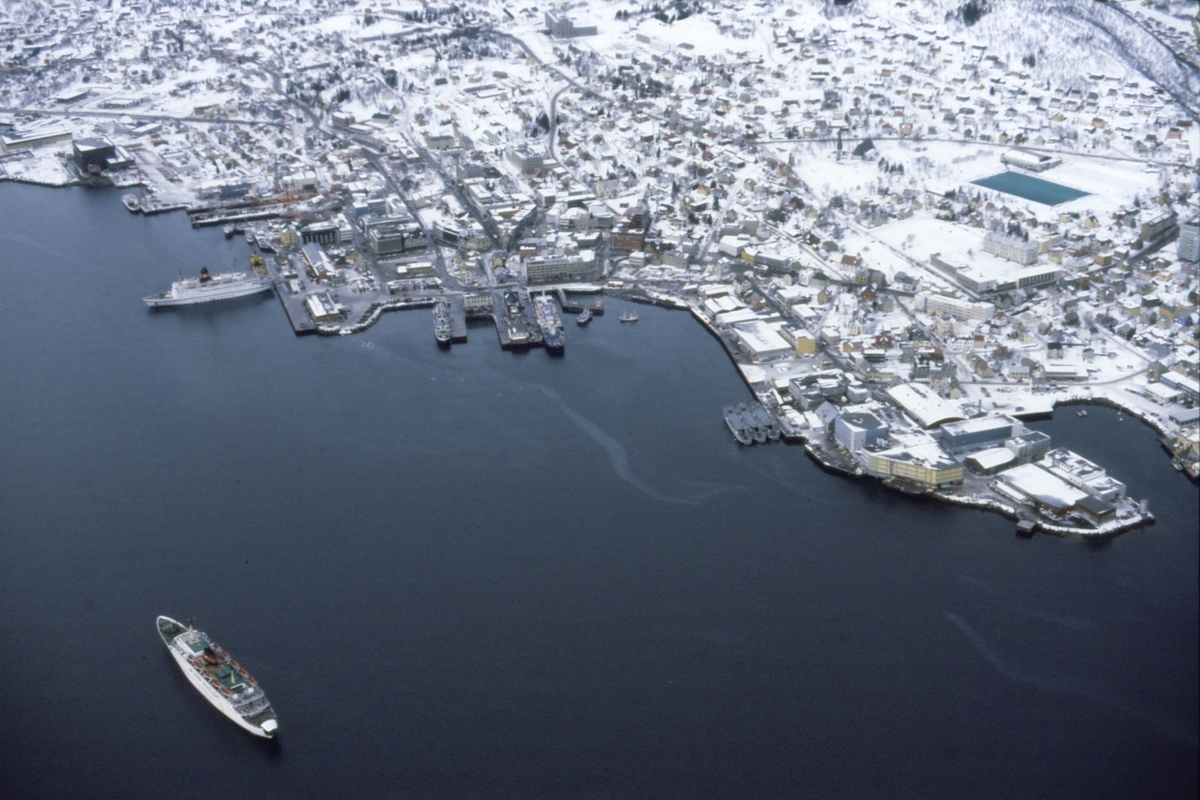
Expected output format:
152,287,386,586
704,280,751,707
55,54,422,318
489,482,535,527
72,137,120,172
1043,447,1126,502
996,463,1116,527
938,415,1024,454
304,292,340,323
866,443,963,487
731,320,794,361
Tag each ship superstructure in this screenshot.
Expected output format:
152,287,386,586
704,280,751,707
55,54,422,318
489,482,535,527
144,268,273,307
434,300,452,345
157,616,278,738
534,295,565,353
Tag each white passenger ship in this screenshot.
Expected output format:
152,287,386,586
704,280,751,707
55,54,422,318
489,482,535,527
144,268,273,307
157,616,278,738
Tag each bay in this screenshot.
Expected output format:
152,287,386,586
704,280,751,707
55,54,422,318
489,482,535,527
0,183,1196,798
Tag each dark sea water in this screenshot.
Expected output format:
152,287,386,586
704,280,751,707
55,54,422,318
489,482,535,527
0,183,1196,799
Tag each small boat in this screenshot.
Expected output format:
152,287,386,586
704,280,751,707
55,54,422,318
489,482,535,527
590,301,605,316
223,225,235,239
619,312,639,323
1077,409,1087,417
576,308,592,326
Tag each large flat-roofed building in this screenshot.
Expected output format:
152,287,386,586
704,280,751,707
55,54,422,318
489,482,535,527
730,320,794,361
1160,370,1200,404
929,254,1061,295
867,443,963,487
301,222,340,245
1042,447,1126,502
72,137,117,172
996,462,1116,527
2,126,73,152
886,383,967,429
507,147,546,172
938,415,1024,453
524,250,595,284
914,291,995,321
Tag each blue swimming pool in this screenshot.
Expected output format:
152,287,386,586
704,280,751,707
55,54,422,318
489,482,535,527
971,171,1089,206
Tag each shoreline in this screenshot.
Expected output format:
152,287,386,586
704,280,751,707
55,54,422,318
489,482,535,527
610,286,1162,538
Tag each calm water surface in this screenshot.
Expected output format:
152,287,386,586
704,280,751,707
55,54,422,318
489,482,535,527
972,171,1090,206
0,184,1196,798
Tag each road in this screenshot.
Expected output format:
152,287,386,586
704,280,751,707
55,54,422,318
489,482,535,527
0,105,286,128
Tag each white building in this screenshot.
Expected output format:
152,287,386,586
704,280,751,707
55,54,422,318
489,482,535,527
914,292,995,322
983,231,1039,266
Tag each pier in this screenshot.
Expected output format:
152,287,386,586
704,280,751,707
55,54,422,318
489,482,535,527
444,293,469,343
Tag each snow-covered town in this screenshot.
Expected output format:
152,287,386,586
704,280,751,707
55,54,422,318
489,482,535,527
2,0,1198,534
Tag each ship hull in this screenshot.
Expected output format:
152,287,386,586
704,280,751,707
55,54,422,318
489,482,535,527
157,616,277,738
144,277,273,307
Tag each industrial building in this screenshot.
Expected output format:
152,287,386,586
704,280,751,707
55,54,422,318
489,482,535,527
886,383,967,429
72,137,133,173
996,463,1116,527
730,319,794,361
2,125,73,152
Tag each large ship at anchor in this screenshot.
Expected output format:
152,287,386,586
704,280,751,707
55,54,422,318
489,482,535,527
157,616,278,738
144,267,273,307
